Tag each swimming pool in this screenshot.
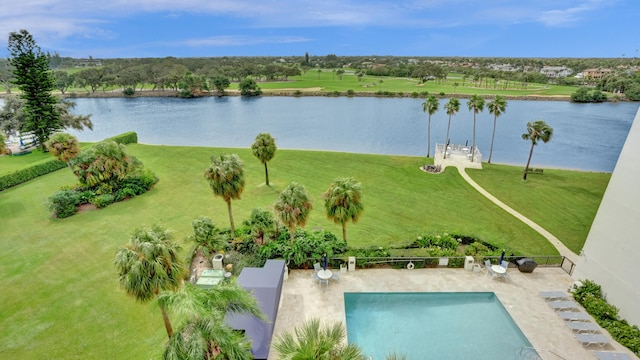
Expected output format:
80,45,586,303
344,292,537,360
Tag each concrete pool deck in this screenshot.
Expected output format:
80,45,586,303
269,267,636,359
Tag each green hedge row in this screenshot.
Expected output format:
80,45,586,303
106,131,138,145
0,132,138,192
0,159,67,191
573,280,640,355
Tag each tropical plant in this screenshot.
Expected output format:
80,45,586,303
486,95,507,164
188,216,225,257
73,140,131,187
204,154,245,234
274,182,312,244
158,282,265,360
467,94,485,162
47,189,80,218
243,208,276,244
323,177,364,244
422,95,439,158
251,132,277,186
45,132,80,172
442,98,460,160
114,225,185,338
8,30,60,150
522,120,553,180
273,318,365,360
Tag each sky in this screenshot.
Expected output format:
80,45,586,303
1,0,639,59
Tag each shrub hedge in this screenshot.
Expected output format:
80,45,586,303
573,280,640,355
0,159,66,191
0,132,138,192
106,131,138,145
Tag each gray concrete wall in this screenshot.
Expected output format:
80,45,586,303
573,106,640,327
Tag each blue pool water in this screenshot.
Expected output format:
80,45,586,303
344,292,536,360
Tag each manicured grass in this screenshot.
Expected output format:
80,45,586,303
466,164,610,253
0,143,93,176
0,145,605,358
258,70,577,97
39,68,579,97
0,149,52,175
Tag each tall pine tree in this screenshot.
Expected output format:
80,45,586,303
8,29,61,150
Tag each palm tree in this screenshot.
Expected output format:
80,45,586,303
486,95,507,164
114,225,185,338
442,98,460,160
251,132,277,186
323,177,364,244
274,182,312,243
188,216,225,257
159,282,265,360
73,140,130,187
204,154,245,234
273,318,365,360
467,94,485,162
422,95,439,158
522,120,554,180
44,132,80,172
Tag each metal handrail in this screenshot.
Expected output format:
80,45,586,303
319,255,572,273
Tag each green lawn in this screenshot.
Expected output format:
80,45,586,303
466,164,610,253
0,143,93,176
0,148,52,175
258,70,577,97
0,145,608,358
31,68,580,98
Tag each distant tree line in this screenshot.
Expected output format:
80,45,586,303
2,51,639,100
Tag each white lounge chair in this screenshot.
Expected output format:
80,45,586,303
574,333,610,347
540,291,571,301
593,351,633,360
565,321,600,333
558,311,592,322
548,300,580,311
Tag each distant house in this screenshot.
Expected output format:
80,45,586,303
582,68,613,80
540,66,573,78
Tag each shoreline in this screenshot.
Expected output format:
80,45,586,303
0,89,580,102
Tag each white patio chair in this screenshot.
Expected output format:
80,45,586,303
310,270,320,284
484,260,495,277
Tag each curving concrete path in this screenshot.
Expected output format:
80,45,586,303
432,149,578,262
453,164,579,263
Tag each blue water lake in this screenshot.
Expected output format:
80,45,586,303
58,96,638,172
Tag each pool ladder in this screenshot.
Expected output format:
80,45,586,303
518,347,542,360
519,346,568,360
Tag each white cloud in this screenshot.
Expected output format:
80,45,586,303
537,0,612,27
170,35,311,48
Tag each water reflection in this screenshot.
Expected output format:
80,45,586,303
64,97,638,172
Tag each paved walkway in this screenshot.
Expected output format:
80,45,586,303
433,153,578,263
271,268,635,359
